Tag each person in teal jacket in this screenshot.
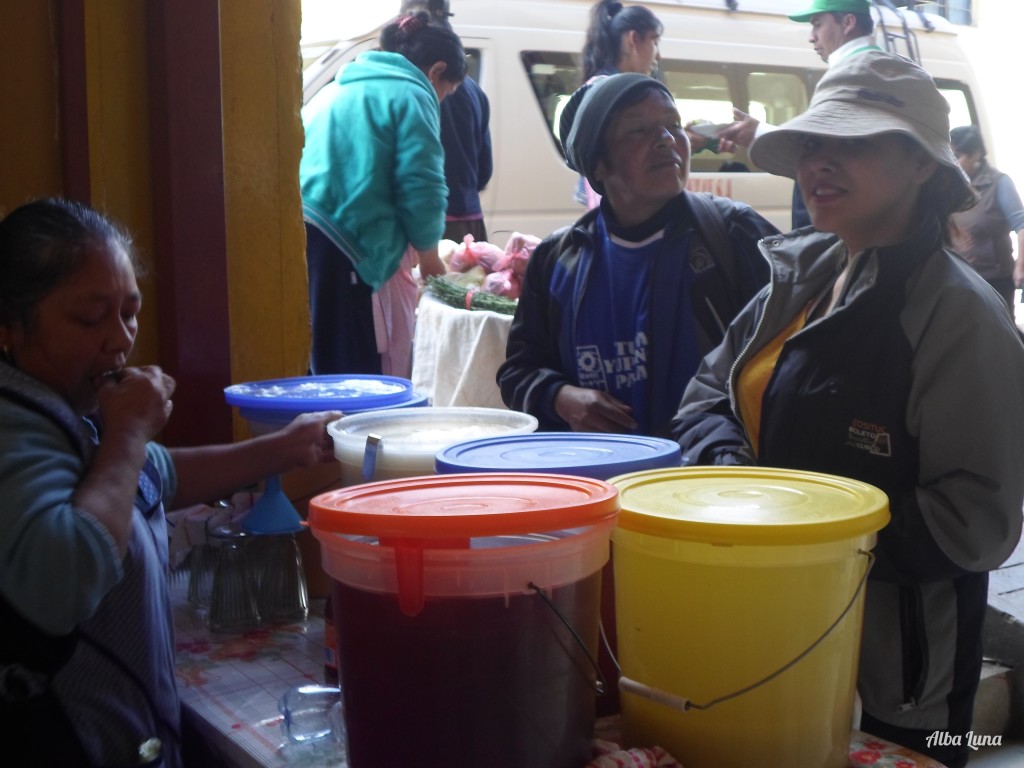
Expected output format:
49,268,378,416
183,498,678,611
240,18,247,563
300,13,466,375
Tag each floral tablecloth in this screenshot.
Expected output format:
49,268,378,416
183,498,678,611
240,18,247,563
847,733,948,767
172,581,945,768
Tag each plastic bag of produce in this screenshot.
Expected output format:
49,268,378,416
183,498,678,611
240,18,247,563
482,268,521,299
499,232,541,276
448,234,505,273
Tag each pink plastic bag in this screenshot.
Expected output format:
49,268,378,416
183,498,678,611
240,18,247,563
448,233,505,273
499,231,541,276
481,268,520,298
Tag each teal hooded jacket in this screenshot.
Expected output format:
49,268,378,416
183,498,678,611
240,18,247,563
300,50,448,291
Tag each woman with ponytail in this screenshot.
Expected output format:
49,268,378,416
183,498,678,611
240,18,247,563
569,2,664,208
581,0,663,83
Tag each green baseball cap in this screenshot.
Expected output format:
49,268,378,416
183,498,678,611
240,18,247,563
788,0,872,22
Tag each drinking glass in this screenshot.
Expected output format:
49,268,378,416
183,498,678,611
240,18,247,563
208,524,261,632
255,532,309,624
278,685,342,743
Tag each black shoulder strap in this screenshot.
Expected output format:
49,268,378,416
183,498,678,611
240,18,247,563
685,190,738,291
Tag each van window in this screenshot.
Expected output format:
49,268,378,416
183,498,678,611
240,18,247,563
465,48,482,83
663,65,812,173
522,51,816,174
747,71,812,132
662,69,733,125
937,81,974,130
521,50,579,155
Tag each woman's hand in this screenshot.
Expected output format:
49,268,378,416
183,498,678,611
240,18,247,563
416,247,447,280
168,411,343,509
274,411,343,470
74,366,176,552
554,384,637,433
97,365,176,442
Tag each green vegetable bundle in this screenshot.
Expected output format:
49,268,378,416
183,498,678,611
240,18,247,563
426,276,518,315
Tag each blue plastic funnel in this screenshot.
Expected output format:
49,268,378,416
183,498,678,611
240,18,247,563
240,474,304,534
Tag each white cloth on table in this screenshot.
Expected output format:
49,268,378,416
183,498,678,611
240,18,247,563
412,292,512,409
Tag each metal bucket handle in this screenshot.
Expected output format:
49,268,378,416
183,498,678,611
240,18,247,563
529,582,608,696
618,548,875,712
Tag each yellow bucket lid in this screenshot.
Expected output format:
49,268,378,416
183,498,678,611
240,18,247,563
611,466,889,546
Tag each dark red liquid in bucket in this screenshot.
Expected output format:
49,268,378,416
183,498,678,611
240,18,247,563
333,572,601,768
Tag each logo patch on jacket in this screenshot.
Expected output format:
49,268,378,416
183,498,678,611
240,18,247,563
846,419,893,457
576,345,608,389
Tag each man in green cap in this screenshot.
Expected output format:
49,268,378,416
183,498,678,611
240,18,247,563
788,0,878,64
719,0,880,227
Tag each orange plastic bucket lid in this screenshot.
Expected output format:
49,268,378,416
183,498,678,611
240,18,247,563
308,472,620,539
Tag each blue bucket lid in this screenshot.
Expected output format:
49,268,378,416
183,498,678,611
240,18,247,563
435,432,682,480
225,375,420,423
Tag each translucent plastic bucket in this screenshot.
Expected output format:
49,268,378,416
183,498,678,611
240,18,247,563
434,432,682,716
328,406,538,486
610,466,889,768
308,473,620,768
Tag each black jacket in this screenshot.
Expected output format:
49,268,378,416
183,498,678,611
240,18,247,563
497,191,777,437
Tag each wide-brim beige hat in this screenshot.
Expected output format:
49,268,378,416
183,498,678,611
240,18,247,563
750,51,971,206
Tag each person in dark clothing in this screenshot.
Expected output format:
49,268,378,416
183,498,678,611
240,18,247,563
949,124,1024,312
401,0,494,243
498,73,777,438
719,0,879,230
439,75,493,243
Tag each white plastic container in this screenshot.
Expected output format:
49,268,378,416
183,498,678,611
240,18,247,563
328,407,538,485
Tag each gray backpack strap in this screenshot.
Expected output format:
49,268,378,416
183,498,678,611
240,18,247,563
685,190,738,292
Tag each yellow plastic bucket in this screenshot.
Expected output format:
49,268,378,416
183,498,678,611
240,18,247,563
610,466,889,768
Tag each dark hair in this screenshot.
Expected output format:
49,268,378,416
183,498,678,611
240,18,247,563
921,168,978,245
829,11,875,37
950,125,986,159
582,0,663,83
0,198,137,329
398,0,453,30
380,12,467,84
900,138,975,246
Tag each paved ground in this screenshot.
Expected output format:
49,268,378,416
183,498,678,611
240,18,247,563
989,535,1024,620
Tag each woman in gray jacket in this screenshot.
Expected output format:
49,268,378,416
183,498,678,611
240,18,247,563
673,51,1024,768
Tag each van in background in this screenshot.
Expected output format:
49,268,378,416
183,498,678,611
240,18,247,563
302,0,990,240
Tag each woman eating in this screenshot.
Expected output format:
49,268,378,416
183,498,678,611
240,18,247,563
0,198,339,767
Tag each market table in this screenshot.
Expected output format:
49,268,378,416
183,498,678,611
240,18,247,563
411,291,513,409
172,581,948,768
